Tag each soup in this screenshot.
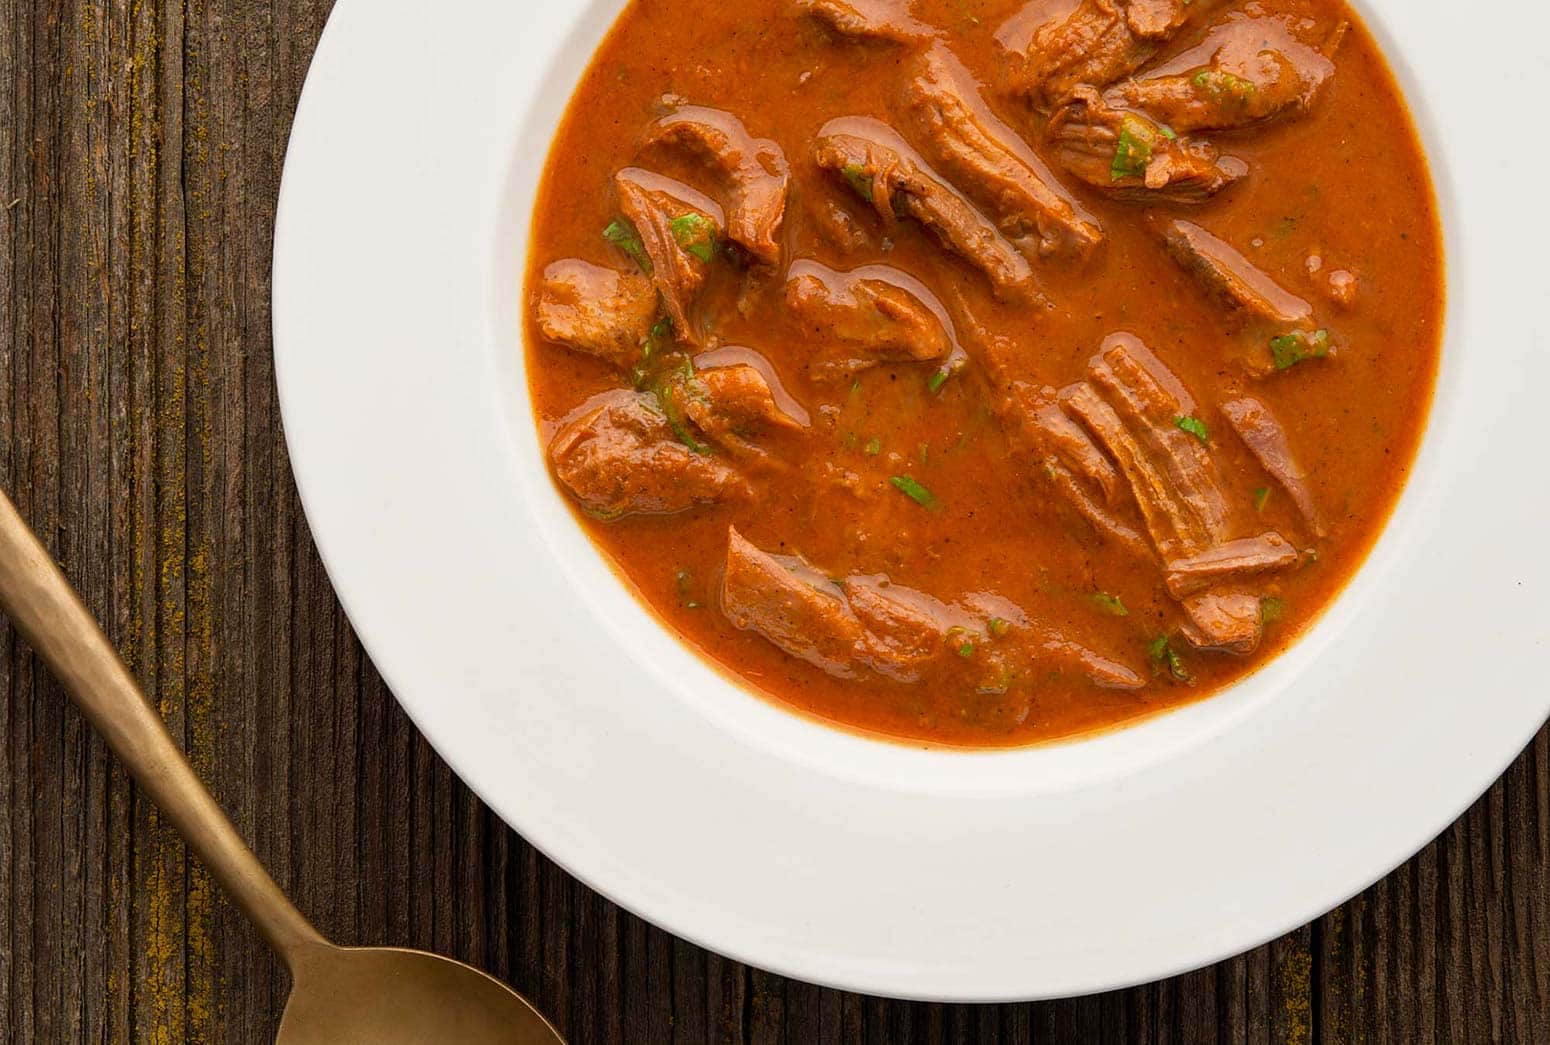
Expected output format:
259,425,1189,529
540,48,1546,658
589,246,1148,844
523,0,1443,746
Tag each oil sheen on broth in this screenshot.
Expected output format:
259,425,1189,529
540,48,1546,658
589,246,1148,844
523,0,1444,747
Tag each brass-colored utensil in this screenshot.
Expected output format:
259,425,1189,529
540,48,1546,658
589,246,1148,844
0,489,564,1044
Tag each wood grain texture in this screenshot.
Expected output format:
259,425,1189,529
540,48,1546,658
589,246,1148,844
0,2,1546,1042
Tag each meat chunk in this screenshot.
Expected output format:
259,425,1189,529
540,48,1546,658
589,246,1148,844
534,259,658,370
974,331,1150,556
1165,533,1299,599
1048,88,1247,203
844,576,978,683
1110,14,1344,133
813,117,1042,301
549,390,750,518
795,0,934,44
614,167,726,345
982,333,1300,657
808,196,876,253
1059,338,1231,560
1221,396,1325,536
998,0,1207,111
900,46,1103,261
642,106,791,265
722,528,870,677
1159,219,1313,327
1181,590,1263,655
784,260,953,379
681,363,804,447
1030,395,1123,505
721,528,1144,689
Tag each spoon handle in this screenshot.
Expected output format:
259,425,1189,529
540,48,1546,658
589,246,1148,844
0,487,327,963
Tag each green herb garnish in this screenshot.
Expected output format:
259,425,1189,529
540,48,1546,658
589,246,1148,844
864,437,882,456
944,626,976,658
1260,597,1285,626
1147,636,1193,684
1174,415,1209,443
656,358,710,454
669,213,717,263
927,369,951,393
1253,486,1271,512
1269,329,1332,371
988,617,1010,637
890,475,937,509
840,163,874,203
1092,592,1130,617
603,218,651,273
632,316,675,388
1192,68,1258,103
1111,115,1157,181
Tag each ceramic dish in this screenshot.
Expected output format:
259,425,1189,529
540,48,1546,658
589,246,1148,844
273,0,1550,1000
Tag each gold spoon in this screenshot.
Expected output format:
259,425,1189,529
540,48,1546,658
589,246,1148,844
0,489,564,1044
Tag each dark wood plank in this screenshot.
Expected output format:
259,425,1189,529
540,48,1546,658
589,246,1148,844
1,1,1549,1042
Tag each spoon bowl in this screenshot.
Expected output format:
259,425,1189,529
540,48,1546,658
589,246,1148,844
278,945,563,1044
0,489,566,1043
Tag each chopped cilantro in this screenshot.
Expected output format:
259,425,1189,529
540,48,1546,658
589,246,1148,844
1111,115,1157,181
988,616,1011,637
1147,636,1194,684
1092,592,1130,617
864,437,882,456
603,218,651,272
840,163,874,204
1253,486,1271,512
633,316,675,388
1174,415,1210,443
1192,68,1258,102
1269,329,1332,371
890,475,937,509
927,369,950,393
669,213,717,263
944,626,976,658
655,358,710,454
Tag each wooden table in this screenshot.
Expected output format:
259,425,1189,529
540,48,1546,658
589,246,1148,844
1,3,1545,1041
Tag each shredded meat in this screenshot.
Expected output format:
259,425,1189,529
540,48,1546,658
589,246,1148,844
984,333,1305,654
1031,395,1123,505
808,196,876,253
901,45,1103,261
998,0,1208,111
1165,534,1300,599
722,528,870,676
813,117,1042,301
642,106,791,265
614,167,726,345
784,260,953,379
1111,13,1345,133
721,528,1144,689
549,390,751,518
1222,396,1325,536
1048,88,1247,204
534,259,658,370
1159,219,1313,327
1180,590,1264,654
681,363,804,448
795,0,935,44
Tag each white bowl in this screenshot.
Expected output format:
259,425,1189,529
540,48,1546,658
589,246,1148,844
273,0,1550,1000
